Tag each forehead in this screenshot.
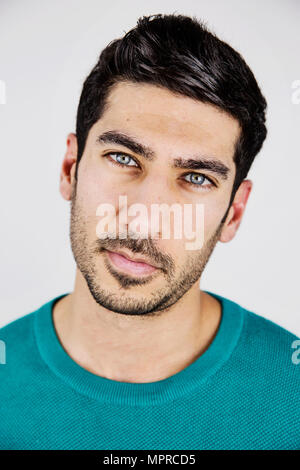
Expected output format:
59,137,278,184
94,80,241,165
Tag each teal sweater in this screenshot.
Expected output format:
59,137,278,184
0,290,299,450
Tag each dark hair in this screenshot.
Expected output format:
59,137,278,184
75,13,267,217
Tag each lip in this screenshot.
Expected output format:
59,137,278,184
106,249,159,267
104,249,160,276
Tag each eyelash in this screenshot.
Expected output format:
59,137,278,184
103,152,216,191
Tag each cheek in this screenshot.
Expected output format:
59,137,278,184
204,183,232,224
190,197,228,249
76,171,131,242
77,162,121,215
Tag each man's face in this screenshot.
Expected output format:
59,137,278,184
69,81,240,316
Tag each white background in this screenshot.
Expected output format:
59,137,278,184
0,0,299,336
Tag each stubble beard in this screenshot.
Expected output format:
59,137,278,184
69,184,224,317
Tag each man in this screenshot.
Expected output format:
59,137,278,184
0,13,299,450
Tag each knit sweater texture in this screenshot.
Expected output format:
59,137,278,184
0,290,299,450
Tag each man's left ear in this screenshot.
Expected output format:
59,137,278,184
219,179,253,243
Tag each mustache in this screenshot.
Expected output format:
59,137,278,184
95,233,174,274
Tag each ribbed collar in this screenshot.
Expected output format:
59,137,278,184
34,290,244,407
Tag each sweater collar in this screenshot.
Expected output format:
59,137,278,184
34,290,244,407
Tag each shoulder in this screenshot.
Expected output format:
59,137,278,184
214,295,300,448
0,309,35,339
230,298,300,385
242,305,299,360
0,302,45,376
0,308,36,362
214,294,300,426
0,294,66,343
0,295,59,372
209,291,300,384
209,290,299,357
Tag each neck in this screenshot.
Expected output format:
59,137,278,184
53,271,221,383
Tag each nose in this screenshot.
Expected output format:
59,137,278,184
117,176,181,241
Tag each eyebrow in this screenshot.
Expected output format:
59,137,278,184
96,130,231,180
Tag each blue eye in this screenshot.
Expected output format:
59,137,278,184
104,152,215,191
104,152,139,167
182,173,215,190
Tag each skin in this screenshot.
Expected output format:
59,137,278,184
54,80,252,383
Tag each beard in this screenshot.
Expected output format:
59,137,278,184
69,183,225,317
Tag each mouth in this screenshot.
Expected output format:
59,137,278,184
104,249,160,276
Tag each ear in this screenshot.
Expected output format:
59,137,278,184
219,179,253,243
59,133,78,201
